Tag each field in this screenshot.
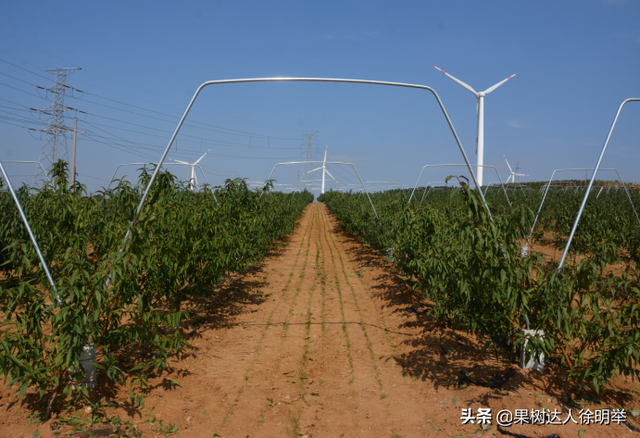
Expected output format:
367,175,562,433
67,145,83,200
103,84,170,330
1,166,640,437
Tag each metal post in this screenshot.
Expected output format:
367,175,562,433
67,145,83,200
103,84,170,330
0,160,61,305
558,98,640,270
71,119,77,187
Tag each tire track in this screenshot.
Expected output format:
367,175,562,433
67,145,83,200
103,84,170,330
216,204,317,429
248,205,325,435
320,205,430,436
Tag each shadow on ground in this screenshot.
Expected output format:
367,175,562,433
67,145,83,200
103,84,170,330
326,214,637,409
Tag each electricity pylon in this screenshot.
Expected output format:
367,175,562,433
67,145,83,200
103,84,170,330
300,131,318,190
33,67,81,186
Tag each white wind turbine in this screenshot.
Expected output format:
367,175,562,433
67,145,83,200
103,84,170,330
503,154,529,184
431,64,519,187
301,144,339,194
169,148,211,191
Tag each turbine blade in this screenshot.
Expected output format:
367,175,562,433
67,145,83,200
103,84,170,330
301,167,322,176
325,170,338,183
484,72,519,94
194,147,212,165
431,64,478,95
503,154,513,173
324,144,328,163
170,158,189,165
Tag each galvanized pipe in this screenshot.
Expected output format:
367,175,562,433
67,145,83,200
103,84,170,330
108,162,212,190
265,160,379,220
527,167,638,246
558,98,640,270
3,161,52,184
121,76,485,254
0,159,61,305
407,163,510,207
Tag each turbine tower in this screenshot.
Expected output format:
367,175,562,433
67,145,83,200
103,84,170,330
431,64,518,187
300,144,339,194
169,148,211,191
503,154,529,184
33,67,81,186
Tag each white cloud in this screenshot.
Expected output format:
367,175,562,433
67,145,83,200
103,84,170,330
507,119,527,129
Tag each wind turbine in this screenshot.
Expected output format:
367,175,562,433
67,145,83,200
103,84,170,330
169,148,211,191
300,144,339,194
431,64,518,187
503,154,529,184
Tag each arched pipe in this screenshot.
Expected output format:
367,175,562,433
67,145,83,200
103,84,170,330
527,167,638,246
559,98,640,270
407,163,510,207
122,77,484,251
265,161,378,220
3,161,51,184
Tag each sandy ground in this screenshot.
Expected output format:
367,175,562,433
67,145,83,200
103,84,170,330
1,203,639,437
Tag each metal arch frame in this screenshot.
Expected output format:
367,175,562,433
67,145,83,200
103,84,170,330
265,161,379,220
493,182,534,195
0,160,61,305
3,161,52,184
420,180,450,202
108,162,211,190
407,164,511,207
559,98,640,270
527,167,639,246
122,77,486,250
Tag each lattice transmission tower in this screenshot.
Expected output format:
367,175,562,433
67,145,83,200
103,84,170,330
33,67,81,186
300,130,318,190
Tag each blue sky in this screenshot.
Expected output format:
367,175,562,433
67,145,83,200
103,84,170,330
1,0,639,194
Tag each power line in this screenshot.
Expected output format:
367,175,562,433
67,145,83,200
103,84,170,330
0,80,49,101
81,116,299,152
0,56,51,81
0,53,304,153
74,90,300,142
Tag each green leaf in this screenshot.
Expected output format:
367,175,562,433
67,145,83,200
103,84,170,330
19,381,29,400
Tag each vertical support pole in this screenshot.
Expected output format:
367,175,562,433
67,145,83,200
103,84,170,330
71,119,78,188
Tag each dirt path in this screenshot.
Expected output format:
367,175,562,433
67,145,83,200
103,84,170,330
2,203,638,437
173,202,431,437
